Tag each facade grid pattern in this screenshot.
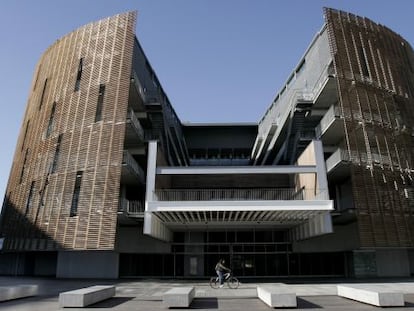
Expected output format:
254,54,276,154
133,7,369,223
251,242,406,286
324,8,414,248
1,12,137,251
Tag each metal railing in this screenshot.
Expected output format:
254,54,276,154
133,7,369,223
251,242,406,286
153,188,328,201
189,158,251,166
130,71,147,104
118,197,144,215
326,148,401,169
122,150,145,180
127,109,144,141
295,91,314,103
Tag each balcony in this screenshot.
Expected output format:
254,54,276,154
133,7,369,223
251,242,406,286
326,148,350,171
117,198,144,224
129,71,146,111
125,109,145,145
189,158,250,166
121,150,145,184
118,197,144,217
148,186,331,228
316,105,344,144
144,140,333,242
325,148,351,182
154,187,326,201
312,65,338,109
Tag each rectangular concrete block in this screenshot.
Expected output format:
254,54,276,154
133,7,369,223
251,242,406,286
163,287,195,308
0,285,38,301
337,285,404,307
257,286,297,308
59,285,115,307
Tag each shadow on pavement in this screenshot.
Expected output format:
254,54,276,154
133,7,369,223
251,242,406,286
297,297,322,309
405,294,414,307
191,298,219,309
87,297,135,308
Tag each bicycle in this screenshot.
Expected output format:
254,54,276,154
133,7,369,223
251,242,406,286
209,271,240,289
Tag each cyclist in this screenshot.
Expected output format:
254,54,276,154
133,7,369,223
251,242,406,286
215,259,230,288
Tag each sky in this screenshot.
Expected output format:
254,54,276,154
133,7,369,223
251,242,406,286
0,0,414,202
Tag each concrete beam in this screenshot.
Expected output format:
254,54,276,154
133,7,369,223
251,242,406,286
156,165,317,175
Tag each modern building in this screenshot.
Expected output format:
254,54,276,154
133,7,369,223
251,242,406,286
0,8,413,279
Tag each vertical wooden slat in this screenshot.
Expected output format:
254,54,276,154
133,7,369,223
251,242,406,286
324,8,414,248
1,12,137,251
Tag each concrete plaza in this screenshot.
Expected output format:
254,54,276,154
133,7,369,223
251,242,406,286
0,277,414,310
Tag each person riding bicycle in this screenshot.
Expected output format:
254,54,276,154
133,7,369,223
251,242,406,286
215,259,231,288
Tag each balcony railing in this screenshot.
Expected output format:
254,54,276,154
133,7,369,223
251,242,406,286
118,197,144,216
189,158,251,166
127,109,144,141
316,105,341,138
326,148,350,172
295,91,314,103
153,188,328,201
122,150,145,182
326,148,402,169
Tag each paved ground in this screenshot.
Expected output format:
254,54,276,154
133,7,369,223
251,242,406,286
1,277,414,310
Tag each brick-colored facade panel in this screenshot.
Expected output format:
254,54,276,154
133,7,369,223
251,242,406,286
1,12,137,251
325,8,414,248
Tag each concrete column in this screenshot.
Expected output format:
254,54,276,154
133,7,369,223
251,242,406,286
313,140,329,200
143,141,172,242
145,141,158,205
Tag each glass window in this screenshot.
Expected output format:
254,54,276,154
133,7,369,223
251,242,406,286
45,102,56,138
95,84,105,122
74,58,83,91
51,134,62,173
19,149,29,184
70,171,83,217
21,120,30,151
39,79,48,110
24,181,35,216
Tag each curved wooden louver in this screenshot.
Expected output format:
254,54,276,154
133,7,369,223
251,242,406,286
324,8,414,248
1,11,137,251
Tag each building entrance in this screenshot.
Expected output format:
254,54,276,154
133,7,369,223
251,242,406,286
119,229,345,278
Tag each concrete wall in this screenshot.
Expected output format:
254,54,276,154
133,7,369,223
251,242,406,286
0,253,25,275
33,252,57,276
57,251,119,278
116,225,171,253
0,252,56,276
293,222,359,252
376,249,410,277
257,28,331,142
409,250,414,276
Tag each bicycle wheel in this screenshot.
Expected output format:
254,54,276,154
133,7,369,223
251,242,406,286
227,276,239,289
210,276,219,289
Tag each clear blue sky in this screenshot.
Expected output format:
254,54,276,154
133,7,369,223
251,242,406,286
1,0,413,201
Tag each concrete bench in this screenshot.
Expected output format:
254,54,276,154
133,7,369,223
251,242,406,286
163,287,195,308
59,285,115,308
257,286,297,308
0,285,38,302
337,285,404,307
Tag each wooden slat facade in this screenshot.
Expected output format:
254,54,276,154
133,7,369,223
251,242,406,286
324,8,414,248
1,12,137,251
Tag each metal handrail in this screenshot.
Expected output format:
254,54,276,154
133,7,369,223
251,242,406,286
119,197,144,214
154,188,329,201
122,150,144,180
127,109,144,141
